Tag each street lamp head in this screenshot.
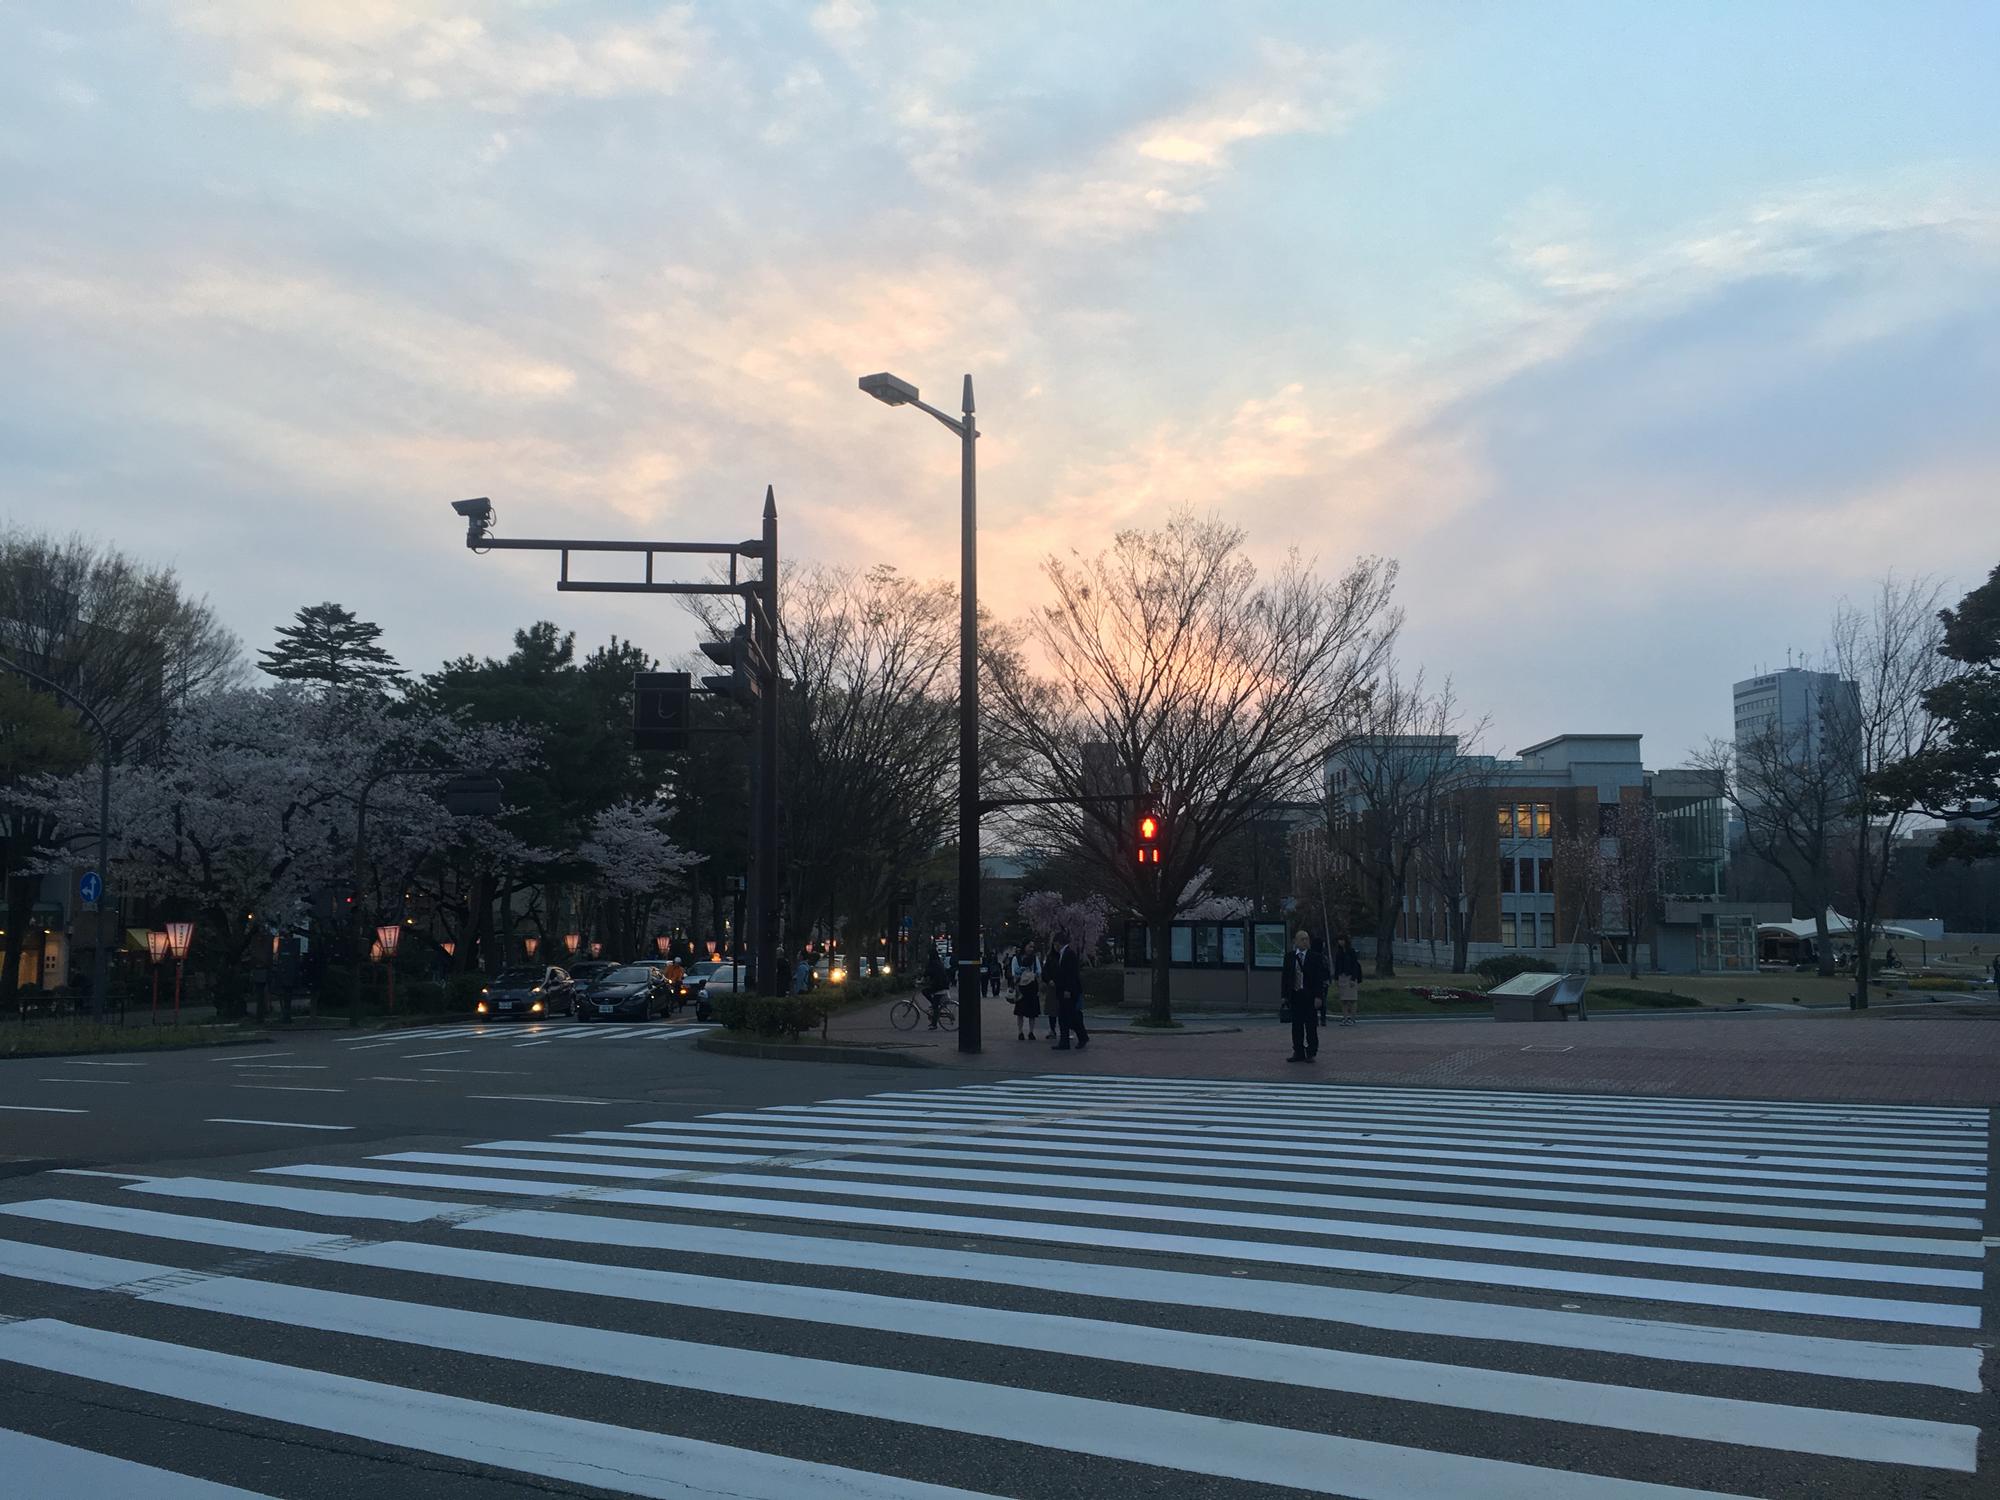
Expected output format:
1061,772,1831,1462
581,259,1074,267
859,372,919,407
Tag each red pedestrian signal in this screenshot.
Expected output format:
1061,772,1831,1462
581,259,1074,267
1135,805,1163,865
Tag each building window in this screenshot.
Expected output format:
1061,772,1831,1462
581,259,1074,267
1533,803,1552,838
1539,858,1555,894
1496,804,1514,838
1539,913,1556,949
1520,857,1537,893
1516,803,1533,839
1598,803,1622,836
1498,858,1514,893
1500,914,1516,948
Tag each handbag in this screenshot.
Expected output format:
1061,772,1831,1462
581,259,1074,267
1278,999,1294,1023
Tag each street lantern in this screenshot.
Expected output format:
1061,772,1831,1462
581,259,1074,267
564,932,581,956
164,921,193,1021
655,935,671,958
589,940,602,959
147,930,169,1024
523,935,539,959
441,940,456,958
858,369,982,1053
375,923,401,1013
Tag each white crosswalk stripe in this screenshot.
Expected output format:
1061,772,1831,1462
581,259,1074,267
331,1020,713,1047
0,1075,1986,1496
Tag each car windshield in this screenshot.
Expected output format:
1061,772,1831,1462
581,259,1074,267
492,970,541,986
600,966,654,983
690,962,725,978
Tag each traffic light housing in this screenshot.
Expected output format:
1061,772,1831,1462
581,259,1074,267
1135,796,1163,866
700,627,763,708
634,671,691,752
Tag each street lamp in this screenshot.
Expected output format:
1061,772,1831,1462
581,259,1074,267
146,930,168,1024
589,940,603,959
164,921,193,1021
858,369,982,1053
375,923,401,1012
564,932,581,957
523,935,540,959
655,935,671,958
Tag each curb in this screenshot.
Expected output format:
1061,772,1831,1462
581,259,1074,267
0,1034,272,1062
695,1033,938,1068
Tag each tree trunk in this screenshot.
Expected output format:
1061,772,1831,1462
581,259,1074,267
1450,904,1470,977
1148,912,1172,1026
1,871,34,1011
1811,905,1834,978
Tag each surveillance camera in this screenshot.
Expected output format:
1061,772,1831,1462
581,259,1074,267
452,497,494,522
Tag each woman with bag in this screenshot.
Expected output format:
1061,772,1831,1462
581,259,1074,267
1011,942,1044,1040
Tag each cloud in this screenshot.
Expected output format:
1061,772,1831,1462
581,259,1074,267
170,1,701,117
1011,41,1384,243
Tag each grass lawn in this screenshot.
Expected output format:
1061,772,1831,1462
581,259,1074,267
0,1020,264,1058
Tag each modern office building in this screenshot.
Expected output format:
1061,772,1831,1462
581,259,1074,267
1732,667,1860,765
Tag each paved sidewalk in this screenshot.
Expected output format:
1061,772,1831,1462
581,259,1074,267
829,998,2000,1105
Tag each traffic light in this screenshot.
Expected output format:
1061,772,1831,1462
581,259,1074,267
634,671,691,752
699,627,763,708
1135,796,1163,866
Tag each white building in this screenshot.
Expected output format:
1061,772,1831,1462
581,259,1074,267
1732,667,1859,765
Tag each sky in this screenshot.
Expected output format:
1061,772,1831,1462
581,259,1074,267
2,1,1996,764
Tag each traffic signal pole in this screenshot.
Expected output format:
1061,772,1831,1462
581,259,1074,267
453,493,781,994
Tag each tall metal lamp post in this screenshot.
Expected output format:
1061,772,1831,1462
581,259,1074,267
857,371,983,1053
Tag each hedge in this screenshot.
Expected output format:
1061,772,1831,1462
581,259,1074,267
714,994,831,1040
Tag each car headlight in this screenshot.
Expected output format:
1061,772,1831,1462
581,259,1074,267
530,1001,544,1013
476,1001,487,1014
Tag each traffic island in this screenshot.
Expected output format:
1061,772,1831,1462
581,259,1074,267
0,1022,272,1060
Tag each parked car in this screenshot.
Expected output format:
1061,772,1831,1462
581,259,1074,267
637,959,701,1013
689,961,750,994
576,964,671,1022
565,959,621,989
476,966,574,1020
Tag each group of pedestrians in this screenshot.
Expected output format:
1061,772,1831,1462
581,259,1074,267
1280,930,1363,1063
1005,937,1087,1047
925,936,1088,1046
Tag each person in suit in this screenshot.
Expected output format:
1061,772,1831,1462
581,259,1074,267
1051,931,1088,1050
1282,930,1311,1061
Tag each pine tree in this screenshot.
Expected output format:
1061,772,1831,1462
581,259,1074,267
257,602,402,696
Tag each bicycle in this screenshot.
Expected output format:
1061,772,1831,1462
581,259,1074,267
890,988,958,1032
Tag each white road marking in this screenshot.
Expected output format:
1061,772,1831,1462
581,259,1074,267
122,1177,445,1222
205,1119,355,1132
641,1119,1988,1209
226,1064,328,1071
0,1321,1002,1500
420,1148,1978,1258
357,1076,444,1084
465,1093,616,1105
0,1104,85,1114
232,1084,344,1093
536,1131,1982,1229
0,1199,352,1254
757,1103,1988,1177
398,1049,469,1059
0,1424,279,1499
59,1060,147,1067
419,1067,524,1075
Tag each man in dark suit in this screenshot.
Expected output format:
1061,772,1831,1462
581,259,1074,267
1051,931,1088,1050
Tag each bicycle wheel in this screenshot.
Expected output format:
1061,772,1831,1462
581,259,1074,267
933,1000,958,1033
890,997,921,1031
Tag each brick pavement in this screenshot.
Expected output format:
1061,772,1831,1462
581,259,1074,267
827,999,2000,1105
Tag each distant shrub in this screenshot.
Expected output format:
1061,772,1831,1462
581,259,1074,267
1473,955,1557,984
1907,976,1970,991
1588,987,1700,1008
445,973,489,1011
715,994,828,1040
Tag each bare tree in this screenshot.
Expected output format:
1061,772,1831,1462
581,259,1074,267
0,527,242,751
985,511,1397,1025
1415,750,1502,976
1325,670,1473,978
1550,800,1665,977
1832,576,1956,1008
1692,720,1846,975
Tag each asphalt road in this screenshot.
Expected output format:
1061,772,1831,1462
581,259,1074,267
0,1020,1992,1498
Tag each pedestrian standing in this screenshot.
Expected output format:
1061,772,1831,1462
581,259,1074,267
1012,942,1043,1040
1334,936,1363,1027
982,946,1003,999
1283,930,1315,1062
1052,931,1088,1050
1280,928,1312,1056
790,948,813,996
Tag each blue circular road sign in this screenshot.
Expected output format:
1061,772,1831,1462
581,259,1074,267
79,871,102,904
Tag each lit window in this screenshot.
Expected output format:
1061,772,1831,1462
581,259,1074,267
1534,803,1552,838
1496,804,1514,838
1516,804,1533,839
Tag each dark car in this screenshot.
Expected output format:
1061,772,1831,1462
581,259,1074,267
577,964,670,1023
476,966,574,1021
566,960,621,989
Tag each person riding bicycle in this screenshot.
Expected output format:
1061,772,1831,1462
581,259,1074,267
922,947,953,1029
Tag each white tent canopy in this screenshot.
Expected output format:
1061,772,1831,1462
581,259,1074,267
1756,908,1928,943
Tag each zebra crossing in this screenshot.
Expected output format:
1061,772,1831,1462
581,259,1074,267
335,1018,716,1048
0,1074,1988,1496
